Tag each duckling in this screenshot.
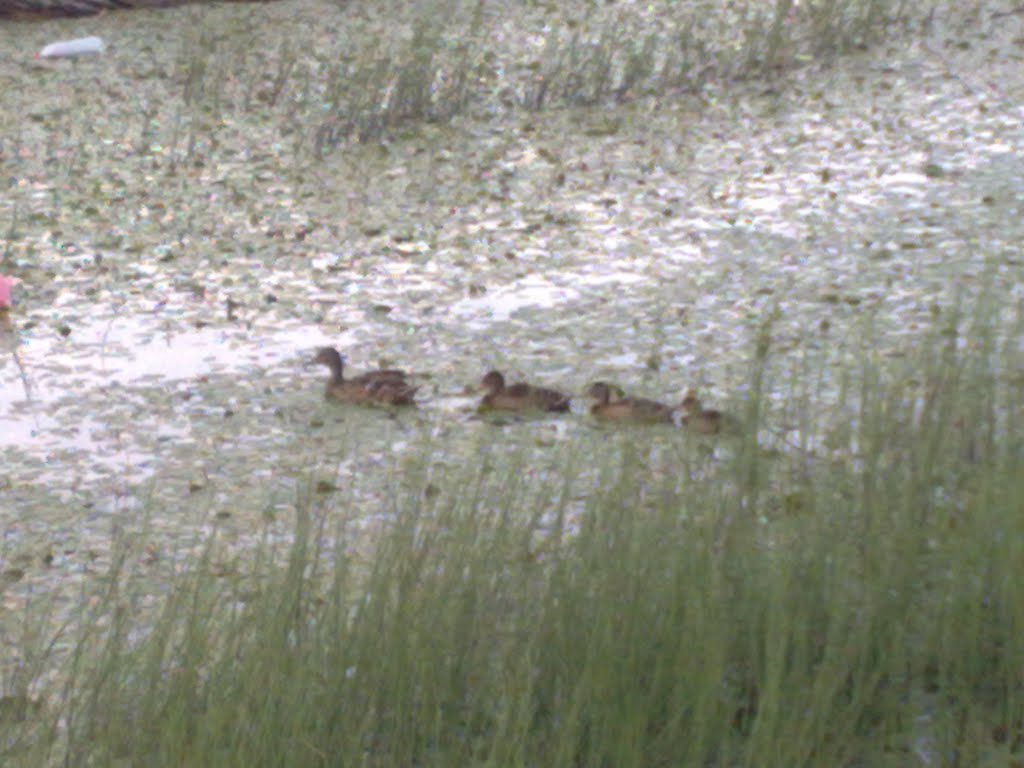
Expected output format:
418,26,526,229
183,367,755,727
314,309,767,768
313,347,418,407
679,389,728,434
586,381,675,425
478,370,571,413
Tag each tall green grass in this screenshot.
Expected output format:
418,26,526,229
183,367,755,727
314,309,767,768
170,0,939,157
4,305,1022,766
311,0,930,150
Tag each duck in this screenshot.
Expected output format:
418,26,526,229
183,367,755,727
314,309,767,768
478,370,571,413
313,347,418,407
679,389,728,434
586,381,675,425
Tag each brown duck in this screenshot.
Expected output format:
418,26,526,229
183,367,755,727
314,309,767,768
313,347,417,407
679,389,728,434
586,382,675,425
478,370,571,413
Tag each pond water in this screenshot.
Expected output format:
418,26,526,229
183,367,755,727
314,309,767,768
0,0,1022,683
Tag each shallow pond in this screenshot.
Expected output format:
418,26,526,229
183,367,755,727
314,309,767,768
0,0,1022,686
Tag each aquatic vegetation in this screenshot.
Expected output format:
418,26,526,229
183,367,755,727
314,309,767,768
5,314,1022,765
0,0,1021,762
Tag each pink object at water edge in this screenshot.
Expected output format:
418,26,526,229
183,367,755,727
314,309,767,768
0,275,17,309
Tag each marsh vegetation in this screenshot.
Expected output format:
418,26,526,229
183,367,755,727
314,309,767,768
1,0,1022,763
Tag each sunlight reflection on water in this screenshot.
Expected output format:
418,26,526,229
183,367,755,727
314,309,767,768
0,316,345,450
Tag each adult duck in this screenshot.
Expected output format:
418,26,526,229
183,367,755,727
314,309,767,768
586,381,674,425
313,347,417,407
478,370,571,413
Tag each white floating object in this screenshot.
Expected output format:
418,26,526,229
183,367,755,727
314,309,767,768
39,36,105,59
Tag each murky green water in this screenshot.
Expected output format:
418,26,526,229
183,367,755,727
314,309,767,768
0,0,1022,688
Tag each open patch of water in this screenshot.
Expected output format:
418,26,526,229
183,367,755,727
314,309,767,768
1,313,341,451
